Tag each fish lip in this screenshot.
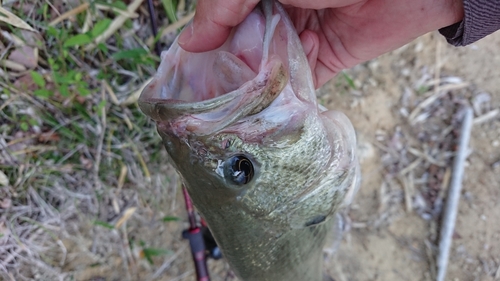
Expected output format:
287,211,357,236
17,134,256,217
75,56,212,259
137,86,242,122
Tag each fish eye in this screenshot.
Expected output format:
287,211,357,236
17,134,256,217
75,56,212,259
223,155,254,185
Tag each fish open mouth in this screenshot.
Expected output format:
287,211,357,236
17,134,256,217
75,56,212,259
139,3,286,118
136,1,319,137
140,63,289,137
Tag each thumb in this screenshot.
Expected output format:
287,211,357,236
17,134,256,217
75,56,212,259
178,0,260,52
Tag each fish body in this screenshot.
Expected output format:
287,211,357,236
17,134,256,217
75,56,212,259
139,1,359,280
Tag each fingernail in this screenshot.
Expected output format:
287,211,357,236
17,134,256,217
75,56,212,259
178,22,194,46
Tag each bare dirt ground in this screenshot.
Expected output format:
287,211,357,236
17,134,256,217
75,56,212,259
1,4,499,280
322,32,500,281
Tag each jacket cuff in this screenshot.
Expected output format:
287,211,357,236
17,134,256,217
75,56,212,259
439,0,500,46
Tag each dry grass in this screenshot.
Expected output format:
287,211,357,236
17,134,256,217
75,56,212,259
0,0,200,280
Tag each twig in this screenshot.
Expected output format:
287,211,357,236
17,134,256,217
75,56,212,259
130,141,151,182
93,83,107,190
160,12,195,38
407,147,446,167
400,171,414,213
49,3,89,26
95,4,139,18
171,269,194,281
145,11,196,48
115,207,136,229
433,40,442,97
408,82,469,123
0,95,22,113
103,80,120,105
473,108,499,125
425,239,437,280
121,221,136,279
399,157,423,176
436,107,473,281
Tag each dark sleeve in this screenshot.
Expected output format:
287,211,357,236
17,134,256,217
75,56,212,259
439,0,500,46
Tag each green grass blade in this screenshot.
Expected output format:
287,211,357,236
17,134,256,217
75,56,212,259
161,0,178,23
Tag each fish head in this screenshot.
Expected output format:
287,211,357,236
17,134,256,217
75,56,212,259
139,1,359,232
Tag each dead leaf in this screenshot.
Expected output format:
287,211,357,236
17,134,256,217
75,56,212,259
0,7,36,32
8,45,38,69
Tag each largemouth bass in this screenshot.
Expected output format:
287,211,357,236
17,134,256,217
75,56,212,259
139,1,359,280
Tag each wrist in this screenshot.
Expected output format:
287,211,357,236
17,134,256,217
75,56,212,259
446,0,465,26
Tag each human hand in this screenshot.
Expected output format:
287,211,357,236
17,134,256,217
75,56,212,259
178,0,464,88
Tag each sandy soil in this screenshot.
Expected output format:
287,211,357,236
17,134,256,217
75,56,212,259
322,31,500,281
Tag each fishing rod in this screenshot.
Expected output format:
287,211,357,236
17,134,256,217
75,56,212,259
181,185,210,281
145,1,221,280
